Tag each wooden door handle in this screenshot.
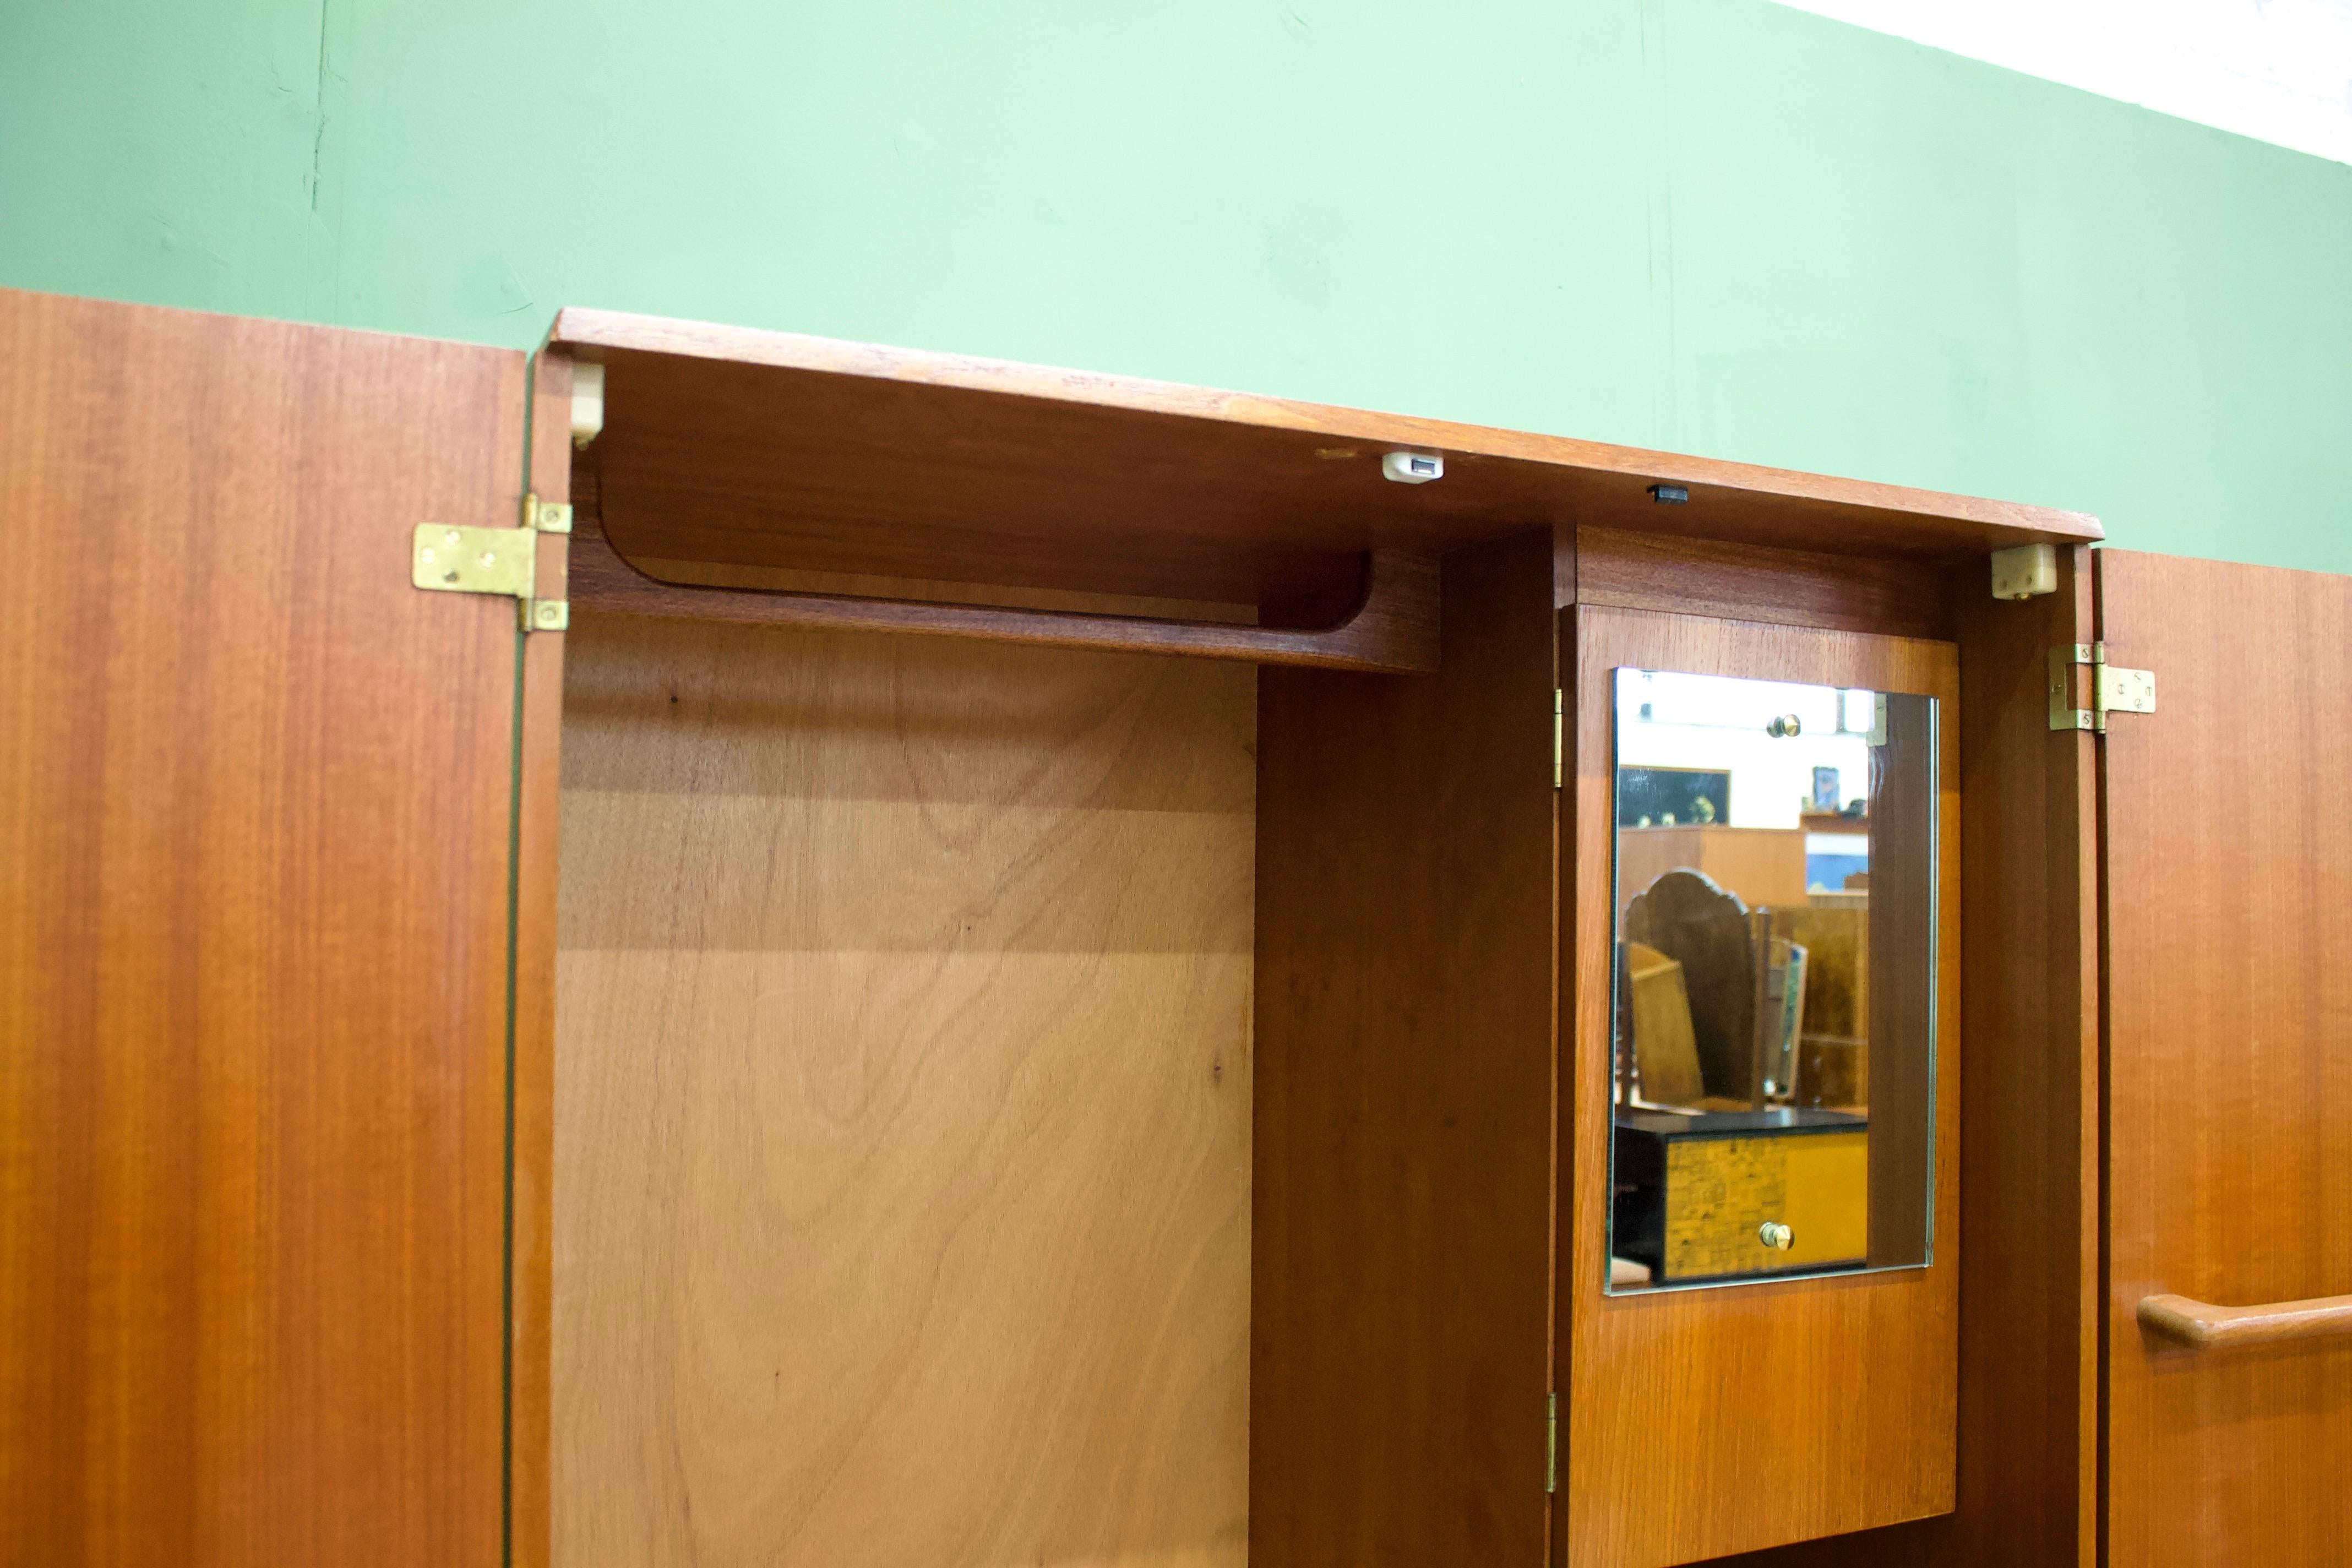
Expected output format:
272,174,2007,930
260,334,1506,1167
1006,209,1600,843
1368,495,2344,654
2137,1292,2352,1349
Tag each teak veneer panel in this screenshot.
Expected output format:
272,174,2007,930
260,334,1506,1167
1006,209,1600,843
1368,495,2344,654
1690,553,2102,1568
553,617,1256,1568
1251,531,1560,1568
1935,549,2101,1568
1,287,2132,1568
1567,527,1956,642
1564,607,1962,1568
0,288,522,1564
563,458,1441,673
570,516,1440,673
510,344,577,1568
2101,551,2352,1568
545,308,2098,619
1864,691,1937,1270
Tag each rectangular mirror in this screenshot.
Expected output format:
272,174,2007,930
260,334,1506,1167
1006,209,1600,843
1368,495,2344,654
1607,667,1937,1292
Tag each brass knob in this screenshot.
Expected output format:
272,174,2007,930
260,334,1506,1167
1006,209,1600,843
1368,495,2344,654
1758,1222,1794,1251
1766,714,1803,738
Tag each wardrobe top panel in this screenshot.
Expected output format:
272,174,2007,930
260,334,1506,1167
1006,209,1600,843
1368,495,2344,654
546,308,2101,608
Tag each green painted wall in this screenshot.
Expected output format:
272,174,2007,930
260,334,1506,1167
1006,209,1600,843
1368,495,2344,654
6,0,2348,568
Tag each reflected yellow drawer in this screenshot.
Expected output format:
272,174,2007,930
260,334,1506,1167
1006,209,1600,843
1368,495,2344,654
1662,1128,1869,1280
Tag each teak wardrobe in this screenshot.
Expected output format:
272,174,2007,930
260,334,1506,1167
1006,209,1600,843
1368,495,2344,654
6,285,2349,1568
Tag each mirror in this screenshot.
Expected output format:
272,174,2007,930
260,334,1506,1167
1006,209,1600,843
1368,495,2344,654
1607,668,1937,1292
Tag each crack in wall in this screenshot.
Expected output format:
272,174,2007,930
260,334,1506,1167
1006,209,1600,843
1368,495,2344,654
299,0,346,324
308,0,330,213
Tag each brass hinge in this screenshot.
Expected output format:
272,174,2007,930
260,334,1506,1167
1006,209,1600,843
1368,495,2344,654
1553,689,1564,790
2048,643,2155,732
411,492,573,630
1545,1391,1558,1494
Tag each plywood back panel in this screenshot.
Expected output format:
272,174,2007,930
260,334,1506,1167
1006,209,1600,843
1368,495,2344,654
554,616,1256,1568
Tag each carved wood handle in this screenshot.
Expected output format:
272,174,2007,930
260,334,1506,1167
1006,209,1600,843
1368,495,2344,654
2137,1292,2352,1350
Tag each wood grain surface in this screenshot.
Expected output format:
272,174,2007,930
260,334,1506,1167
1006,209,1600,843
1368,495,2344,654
1562,607,1961,1568
1715,549,2102,1568
1864,692,1937,1270
0,287,525,1564
1568,527,1956,641
542,309,2096,622
1251,530,1559,1568
553,616,1257,1568
1932,552,2101,1567
510,345,575,1568
2100,549,2352,1568
1623,871,1771,1105
1940,550,2101,1568
2138,1292,2352,1351
1618,826,1810,918
568,510,1440,672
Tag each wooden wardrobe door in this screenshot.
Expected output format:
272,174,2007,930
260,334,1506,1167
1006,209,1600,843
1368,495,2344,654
2100,550,2352,1567
1562,608,1962,1568
0,289,531,1566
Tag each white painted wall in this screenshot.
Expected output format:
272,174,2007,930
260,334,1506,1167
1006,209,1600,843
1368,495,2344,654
1768,0,2352,165
1615,671,1875,830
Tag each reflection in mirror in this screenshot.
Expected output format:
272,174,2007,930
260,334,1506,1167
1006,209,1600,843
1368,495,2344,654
1607,668,1937,1293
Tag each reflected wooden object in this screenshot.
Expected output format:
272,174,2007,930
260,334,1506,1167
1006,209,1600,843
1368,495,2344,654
1799,1036,1870,1110
1626,943,1707,1107
1772,904,1870,1110
1774,906,1868,1038
2137,1293,2352,1351
1762,934,1809,1101
1618,824,1808,913
1613,1110,1870,1284
1625,870,1762,1106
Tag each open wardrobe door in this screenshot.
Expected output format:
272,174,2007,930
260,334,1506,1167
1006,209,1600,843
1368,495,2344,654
2098,549,2352,1567
0,289,537,1566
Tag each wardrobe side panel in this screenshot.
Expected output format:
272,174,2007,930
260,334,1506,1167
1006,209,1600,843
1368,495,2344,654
554,618,1255,1568
1251,529,1560,1568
